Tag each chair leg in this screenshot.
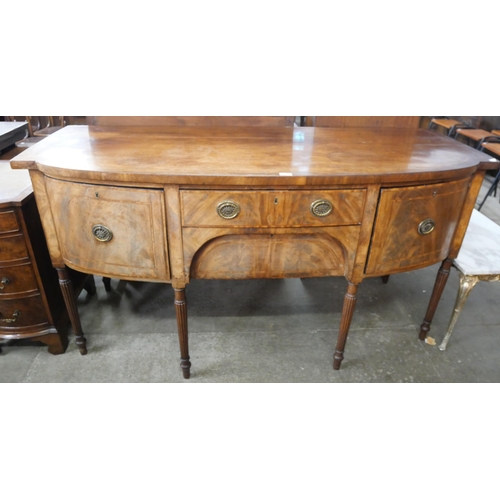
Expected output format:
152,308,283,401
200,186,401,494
477,170,500,211
438,274,479,351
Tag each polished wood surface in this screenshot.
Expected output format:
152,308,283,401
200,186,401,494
11,126,494,185
10,125,499,376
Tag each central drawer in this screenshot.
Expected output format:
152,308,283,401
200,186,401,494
181,189,366,228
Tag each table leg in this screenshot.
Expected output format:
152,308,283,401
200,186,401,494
439,274,479,351
174,287,191,379
56,267,87,355
419,258,453,341
333,281,359,370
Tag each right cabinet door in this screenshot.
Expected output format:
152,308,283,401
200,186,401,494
366,178,470,275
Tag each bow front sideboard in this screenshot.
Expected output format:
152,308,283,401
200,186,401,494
10,125,497,378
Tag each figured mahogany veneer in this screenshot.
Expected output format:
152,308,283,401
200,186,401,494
10,125,499,377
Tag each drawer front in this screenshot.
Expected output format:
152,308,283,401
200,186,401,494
45,177,170,281
0,234,29,262
0,294,48,329
181,189,366,228
366,178,470,275
0,210,19,233
0,263,38,295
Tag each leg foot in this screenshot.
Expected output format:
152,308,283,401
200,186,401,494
174,287,191,378
33,332,69,355
333,282,359,370
438,274,478,351
57,267,87,355
419,258,453,341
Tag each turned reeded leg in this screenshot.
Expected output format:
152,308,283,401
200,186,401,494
439,274,479,351
333,282,359,370
174,287,191,379
56,267,87,355
419,258,453,341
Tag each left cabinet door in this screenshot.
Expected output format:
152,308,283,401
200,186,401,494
45,178,170,281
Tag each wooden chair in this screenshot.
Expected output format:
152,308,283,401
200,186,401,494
439,209,500,350
87,116,296,127
307,116,421,128
427,117,468,136
33,116,66,137
477,136,500,210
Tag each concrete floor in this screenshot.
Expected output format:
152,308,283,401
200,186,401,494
1,174,500,383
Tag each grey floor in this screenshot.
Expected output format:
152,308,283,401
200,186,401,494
2,176,500,383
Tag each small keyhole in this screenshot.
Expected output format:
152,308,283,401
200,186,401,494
95,192,99,198
274,198,278,204
433,191,437,197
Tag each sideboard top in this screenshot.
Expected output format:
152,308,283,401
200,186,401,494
10,125,498,186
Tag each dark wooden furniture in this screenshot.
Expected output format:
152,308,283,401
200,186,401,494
10,125,498,377
0,161,94,354
0,121,28,152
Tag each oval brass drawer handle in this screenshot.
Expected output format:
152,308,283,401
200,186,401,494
217,201,241,220
1,310,20,323
418,218,435,235
92,224,113,242
0,277,11,290
310,199,333,217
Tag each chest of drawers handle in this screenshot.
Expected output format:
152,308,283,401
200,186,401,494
310,199,333,217
0,310,20,323
216,201,241,220
0,277,10,290
418,218,436,235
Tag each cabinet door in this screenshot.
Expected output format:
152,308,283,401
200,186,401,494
366,178,470,275
45,178,169,281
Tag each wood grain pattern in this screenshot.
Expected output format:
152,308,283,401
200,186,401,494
365,178,471,275
181,189,365,228
182,226,361,280
44,177,170,281
10,126,495,187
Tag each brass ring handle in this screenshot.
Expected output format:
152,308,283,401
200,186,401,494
216,201,241,220
0,277,10,290
418,218,435,235
92,224,113,242
310,199,333,217
0,310,20,323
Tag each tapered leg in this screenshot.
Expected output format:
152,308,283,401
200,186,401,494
333,282,359,370
419,258,453,341
174,287,191,379
439,274,479,351
56,267,87,355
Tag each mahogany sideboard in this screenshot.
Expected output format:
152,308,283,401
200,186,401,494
0,161,94,354
9,125,498,378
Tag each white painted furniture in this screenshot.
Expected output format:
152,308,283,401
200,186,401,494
439,209,500,350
